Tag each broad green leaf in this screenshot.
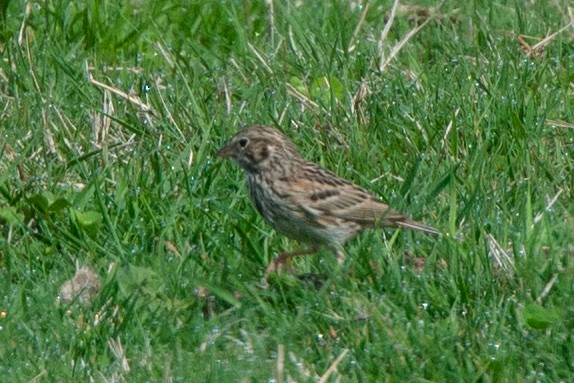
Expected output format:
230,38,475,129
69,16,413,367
289,76,307,95
311,75,344,105
28,193,50,213
116,265,164,299
74,210,103,227
48,197,70,213
522,303,561,330
0,205,23,225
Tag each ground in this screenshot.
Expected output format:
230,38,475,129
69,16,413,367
0,0,573,381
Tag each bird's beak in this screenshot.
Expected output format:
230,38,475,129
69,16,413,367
216,143,234,158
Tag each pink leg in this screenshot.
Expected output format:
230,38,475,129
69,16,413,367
334,248,345,264
265,249,318,274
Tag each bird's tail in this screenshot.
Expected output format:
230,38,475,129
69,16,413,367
397,218,440,235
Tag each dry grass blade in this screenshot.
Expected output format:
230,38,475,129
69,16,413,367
155,42,175,69
546,119,574,130
108,337,130,372
265,0,276,48
4,144,25,182
218,77,233,115
380,18,431,72
533,189,563,225
286,83,320,111
378,1,453,71
319,348,349,383
229,58,249,82
531,21,574,51
515,34,545,57
537,273,559,303
379,0,399,46
153,76,184,138
348,1,371,52
441,108,461,152
487,234,515,275
248,43,273,74
277,344,285,383
86,62,156,116
351,80,370,125
92,89,114,148
17,3,32,45
513,21,574,57
288,352,313,379
27,370,47,383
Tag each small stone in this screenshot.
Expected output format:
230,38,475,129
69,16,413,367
58,267,101,306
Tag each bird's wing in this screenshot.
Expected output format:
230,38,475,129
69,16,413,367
276,168,405,226
274,164,439,235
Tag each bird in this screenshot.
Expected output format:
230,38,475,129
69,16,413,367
216,125,438,273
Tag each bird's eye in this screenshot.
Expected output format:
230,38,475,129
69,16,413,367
238,138,249,148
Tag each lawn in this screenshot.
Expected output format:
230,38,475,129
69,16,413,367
1,0,573,381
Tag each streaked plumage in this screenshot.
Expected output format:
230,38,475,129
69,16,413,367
217,125,438,272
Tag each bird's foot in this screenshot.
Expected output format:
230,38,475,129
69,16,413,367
262,249,318,285
266,252,294,274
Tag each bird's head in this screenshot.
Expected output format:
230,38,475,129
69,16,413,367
216,125,300,173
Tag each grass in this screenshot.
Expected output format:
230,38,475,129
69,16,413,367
1,0,573,381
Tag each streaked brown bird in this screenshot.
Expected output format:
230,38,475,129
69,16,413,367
217,125,438,273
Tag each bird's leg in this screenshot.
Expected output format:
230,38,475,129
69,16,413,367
266,248,318,274
334,248,346,264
